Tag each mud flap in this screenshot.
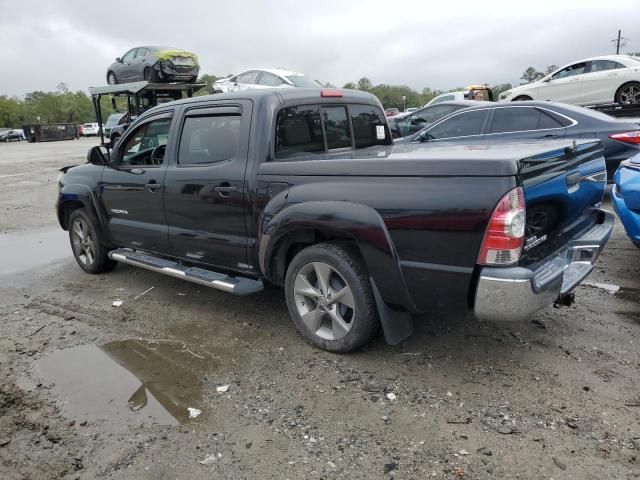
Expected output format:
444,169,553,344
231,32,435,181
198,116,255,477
370,278,414,345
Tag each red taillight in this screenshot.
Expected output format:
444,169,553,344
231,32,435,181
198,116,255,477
321,89,343,97
609,131,640,144
478,187,526,266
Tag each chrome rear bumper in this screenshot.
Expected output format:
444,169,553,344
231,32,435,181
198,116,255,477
474,210,614,322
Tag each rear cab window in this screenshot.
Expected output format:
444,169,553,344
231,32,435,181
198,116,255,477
274,103,390,160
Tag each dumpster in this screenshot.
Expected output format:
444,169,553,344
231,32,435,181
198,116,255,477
22,123,79,142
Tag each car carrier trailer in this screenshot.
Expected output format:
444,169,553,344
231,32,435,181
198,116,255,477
88,81,206,149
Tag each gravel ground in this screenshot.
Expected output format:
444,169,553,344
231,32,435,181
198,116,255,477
1,139,639,479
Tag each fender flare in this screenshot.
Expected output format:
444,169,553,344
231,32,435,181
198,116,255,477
258,201,415,312
58,184,106,233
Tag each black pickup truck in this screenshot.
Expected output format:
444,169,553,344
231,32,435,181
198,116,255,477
57,88,614,352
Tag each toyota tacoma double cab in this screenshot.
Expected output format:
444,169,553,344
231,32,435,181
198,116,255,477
57,88,614,352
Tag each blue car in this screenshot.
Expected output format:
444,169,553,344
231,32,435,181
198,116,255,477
612,153,640,248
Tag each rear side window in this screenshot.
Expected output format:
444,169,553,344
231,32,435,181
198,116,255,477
258,72,284,87
322,106,351,150
178,115,240,165
350,104,389,147
490,107,563,133
425,110,487,139
275,105,324,158
590,60,624,72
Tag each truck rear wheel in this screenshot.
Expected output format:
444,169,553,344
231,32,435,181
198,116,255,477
68,209,116,274
284,242,378,352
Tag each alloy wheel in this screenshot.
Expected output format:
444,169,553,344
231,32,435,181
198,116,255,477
619,84,640,104
71,218,96,266
293,261,355,341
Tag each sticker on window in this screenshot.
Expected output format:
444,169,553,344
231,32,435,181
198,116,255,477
376,125,385,140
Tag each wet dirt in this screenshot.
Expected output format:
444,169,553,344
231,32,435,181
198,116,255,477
0,229,70,276
32,339,215,430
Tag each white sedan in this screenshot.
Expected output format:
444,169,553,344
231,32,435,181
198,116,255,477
212,68,321,93
499,55,640,106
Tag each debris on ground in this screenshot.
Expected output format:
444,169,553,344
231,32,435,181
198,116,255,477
199,454,218,466
133,286,154,300
112,300,123,307
216,385,230,393
553,456,567,470
188,408,201,419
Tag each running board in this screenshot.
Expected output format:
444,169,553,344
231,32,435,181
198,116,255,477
108,249,263,295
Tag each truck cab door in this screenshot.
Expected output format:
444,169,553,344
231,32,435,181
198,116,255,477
163,102,252,271
99,111,174,254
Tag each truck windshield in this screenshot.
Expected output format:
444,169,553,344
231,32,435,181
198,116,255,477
106,114,124,128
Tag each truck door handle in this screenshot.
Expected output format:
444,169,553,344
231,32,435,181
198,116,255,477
214,183,238,196
145,181,161,192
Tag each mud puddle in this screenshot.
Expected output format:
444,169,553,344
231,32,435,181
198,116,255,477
33,339,215,429
0,229,71,276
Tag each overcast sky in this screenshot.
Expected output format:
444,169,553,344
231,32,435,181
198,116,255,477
0,0,637,96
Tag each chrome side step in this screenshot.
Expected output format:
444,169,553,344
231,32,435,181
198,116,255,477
108,249,264,296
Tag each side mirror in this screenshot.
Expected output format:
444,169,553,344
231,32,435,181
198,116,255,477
543,77,552,83
116,57,122,63
87,146,108,166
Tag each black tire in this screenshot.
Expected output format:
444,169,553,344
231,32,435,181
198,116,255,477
68,208,117,274
615,81,640,105
284,242,378,353
144,67,159,83
107,71,117,85
513,95,533,101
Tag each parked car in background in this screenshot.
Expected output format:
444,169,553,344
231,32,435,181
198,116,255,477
212,69,321,93
400,101,640,179
405,107,419,114
612,153,640,248
384,107,400,117
424,85,494,107
104,113,125,139
0,129,25,142
82,123,102,137
499,55,640,105
389,100,490,138
106,46,200,85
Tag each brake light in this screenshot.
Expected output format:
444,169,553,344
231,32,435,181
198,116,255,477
609,131,640,144
321,89,343,97
478,187,526,266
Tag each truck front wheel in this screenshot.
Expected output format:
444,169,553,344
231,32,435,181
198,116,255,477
68,209,117,274
284,242,379,353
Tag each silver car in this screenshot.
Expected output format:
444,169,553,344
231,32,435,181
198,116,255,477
212,68,321,93
106,46,200,85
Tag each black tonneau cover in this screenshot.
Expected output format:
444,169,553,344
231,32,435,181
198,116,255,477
261,140,601,177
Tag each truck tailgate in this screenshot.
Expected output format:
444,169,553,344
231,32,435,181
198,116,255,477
518,140,607,265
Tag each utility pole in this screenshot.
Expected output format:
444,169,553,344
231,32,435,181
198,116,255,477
611,30,628,54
